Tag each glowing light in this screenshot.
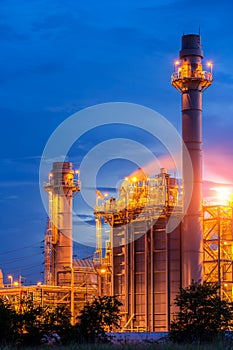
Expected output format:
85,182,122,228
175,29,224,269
174,60,180,66
13,281,19,287
124,177,128,181
8,275,13,286
132,177,137,183
96,189,104,200
104,193,108,197
100,268,106,274
211,186,233,204
37,281,42,286
206,61,213,73
49,172,53,178
75,170,80,174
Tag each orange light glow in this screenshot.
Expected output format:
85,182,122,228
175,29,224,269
37,281,42,286
100,268,106,274
13,281,19,287
174,60,180,66
75,170,80,174
8,275,13,286
211,186,233,205
96,189,104,200
128,167,149,183
206,61,213,73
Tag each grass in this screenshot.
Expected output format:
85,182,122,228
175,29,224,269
0,342,231,350
64,344,228,350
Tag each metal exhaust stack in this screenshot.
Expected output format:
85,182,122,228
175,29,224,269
172,34,213,286
44,162,80,285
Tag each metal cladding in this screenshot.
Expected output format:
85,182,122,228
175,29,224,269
44,162,80,285
94,170,182,331
172,34,213,286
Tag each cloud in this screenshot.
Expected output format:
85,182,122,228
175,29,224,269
32,11,79,32
214,72,233,87
203,148,233,185
0,227,21,234
77,214,94,220
0,156,41,165
0,21,28,41
105,26,167,55
3,195,19,200
0,181,36,187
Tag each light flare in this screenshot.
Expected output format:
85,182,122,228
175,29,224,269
210,186,233,205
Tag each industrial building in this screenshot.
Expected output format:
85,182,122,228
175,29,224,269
0,33,233,332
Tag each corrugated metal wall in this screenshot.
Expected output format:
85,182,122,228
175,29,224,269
112,216,181,331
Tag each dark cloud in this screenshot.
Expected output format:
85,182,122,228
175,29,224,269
214,71,233,86
32,12,79,32
105,26,168,56
0,21,28,41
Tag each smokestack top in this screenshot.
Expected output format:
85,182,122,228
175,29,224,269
52,162,74,174
180,34,203,59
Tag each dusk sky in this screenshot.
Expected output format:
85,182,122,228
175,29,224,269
1,0,233,284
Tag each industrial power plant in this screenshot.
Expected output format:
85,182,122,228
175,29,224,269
1,33,233,332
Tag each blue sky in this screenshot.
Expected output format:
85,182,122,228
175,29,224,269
1,0,233,283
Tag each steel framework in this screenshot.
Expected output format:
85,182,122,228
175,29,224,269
203,205,233,302
94,170,182,331
0,283,96,322
0,262,98,323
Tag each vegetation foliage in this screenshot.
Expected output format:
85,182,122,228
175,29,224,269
0,295,121,346
76,296,122,343
170,281,233,344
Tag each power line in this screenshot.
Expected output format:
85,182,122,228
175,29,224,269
0,241,41,256
0,252,42,265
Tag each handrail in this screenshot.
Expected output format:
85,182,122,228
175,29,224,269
171,70,212,81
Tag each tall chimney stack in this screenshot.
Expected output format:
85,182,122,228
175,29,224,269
172,34,213,286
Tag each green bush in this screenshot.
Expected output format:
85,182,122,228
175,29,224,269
0,298,19,345
170,281,233,344
0,295,122,346
76,296,122,343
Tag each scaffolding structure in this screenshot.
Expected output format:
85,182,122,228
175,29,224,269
94,169,182,331
203,205,233,302
0,261,98,322
0,284,97,320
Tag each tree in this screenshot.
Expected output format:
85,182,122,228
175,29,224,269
18,299,44,345
42,305,73,344
170,281,233,343
76,296,122,343
17,300,73,345
0,298,19,345
0,297,74,346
